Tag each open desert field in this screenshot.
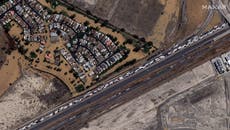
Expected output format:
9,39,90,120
67,0,165,38
0,70,71,130
204,11,223,32
185,0,209,33
147,0,180,48
0,51,21,96
159,73,230,130
0,26,10,68
161,0,215,49
65,0,216,49
0,23,24,97
109,0,164,38
80,61,216,130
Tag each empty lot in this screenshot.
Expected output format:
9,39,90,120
66,0,166,38
80,61,216,130
0,71,70,130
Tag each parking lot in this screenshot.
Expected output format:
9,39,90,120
212,51,230,74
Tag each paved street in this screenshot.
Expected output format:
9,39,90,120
19,24,230,130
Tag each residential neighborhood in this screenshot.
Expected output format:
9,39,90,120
0,0,230,130
0,0,128,94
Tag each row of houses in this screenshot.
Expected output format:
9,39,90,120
0,0,17,16
74,46,97,73
0,0,125,80
66,36,112,74
14,3,46,33
0,1,48,45
94,53,123,75
25,0,50,20
90,29,117,52
49,22,75,41
50,14,117,54
82,33,111,59
24,34,47,43
60,48,86,82
1,0,52,42
14,1,49,51
51,14,83,31
49,14,123,76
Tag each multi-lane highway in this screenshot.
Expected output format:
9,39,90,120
18,22,230,130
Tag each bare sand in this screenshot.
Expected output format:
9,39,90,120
0,51,21,96
33,44,79,95
0,73,50,130
0,69,70,130
185,0,209,34
146,0,180,48
204,11,222,32
0,23,23,96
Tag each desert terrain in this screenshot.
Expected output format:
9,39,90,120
65,0,179,48
159,73,230,130
80,61,216,130
0,26,11,68
0,26,17,96
0,70,70,130
65,0,225,50
0,0,227,129
67,0,164,38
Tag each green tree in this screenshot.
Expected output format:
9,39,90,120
75,84,85,92
101,20,108,27
120,28,125,32
94,18,99,23
83,21,90,26
3,22,11,32
86,10,92,15
70,14,76,19
30,51,37,59
67,6,74,11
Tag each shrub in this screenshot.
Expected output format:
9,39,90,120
75,84,85,92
